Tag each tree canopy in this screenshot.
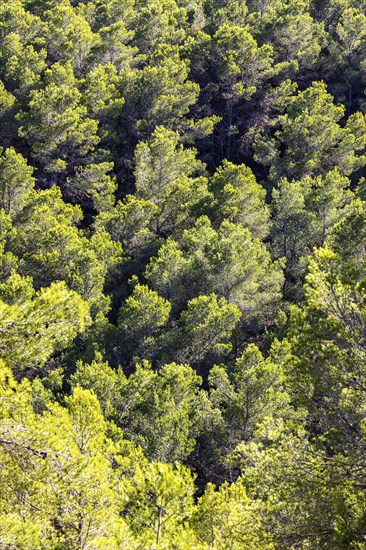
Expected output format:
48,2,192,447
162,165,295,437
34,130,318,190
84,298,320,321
2,0,366,547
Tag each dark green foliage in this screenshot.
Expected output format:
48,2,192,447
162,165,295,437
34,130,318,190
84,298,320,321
2,0,366,547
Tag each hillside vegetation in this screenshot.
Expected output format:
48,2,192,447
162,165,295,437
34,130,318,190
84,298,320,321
2,0,366,547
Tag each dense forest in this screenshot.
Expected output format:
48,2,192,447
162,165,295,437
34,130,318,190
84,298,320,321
3,0,366,547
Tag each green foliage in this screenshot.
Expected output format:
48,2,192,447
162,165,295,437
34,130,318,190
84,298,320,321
0,147,35,216
9,187,122,314
175,293,241,364
122,46,201,140
208,159,270,238
115,361,212,462
0,280,90,373
2,0,366,545
146,216,284,326
0,81,15,116
117,282,171,361
0,368,140,548
209,344,293,448
125,460,198,548
193,481,274,549
73,356,213,462
133,126,210,236
17,62,100,177
66,161,117,211
254,81,366,181
213,23,274,103
70,353,120,417
45,0,97,71
271,169,354,298
248,0,324,70
94,194,160,258
132,0,187,56
210,22,274,158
